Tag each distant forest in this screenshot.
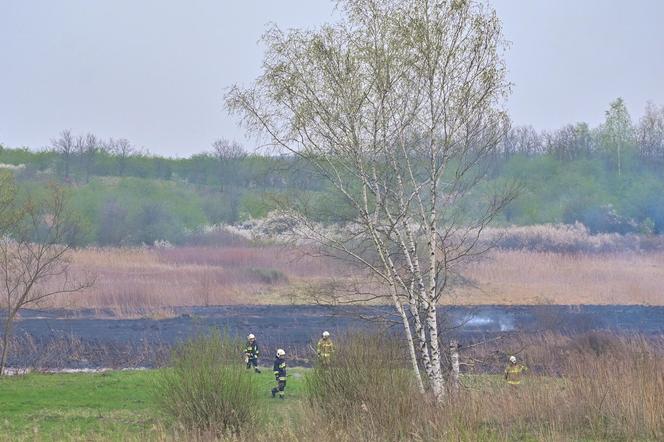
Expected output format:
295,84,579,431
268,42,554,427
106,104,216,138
1,98,663,246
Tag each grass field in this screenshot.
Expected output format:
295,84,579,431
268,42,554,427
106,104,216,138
0,369,540,442
2,333,663,442
0,369,308,441
0,371,157,440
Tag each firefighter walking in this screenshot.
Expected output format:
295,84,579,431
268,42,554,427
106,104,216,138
244,333,261,373
316,331,334,366
271,348,287,399
504,355,528,385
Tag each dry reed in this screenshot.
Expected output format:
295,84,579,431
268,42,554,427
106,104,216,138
31,244,664,313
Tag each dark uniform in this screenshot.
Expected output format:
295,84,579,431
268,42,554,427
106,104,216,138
244,340,261,373
271,355,287,399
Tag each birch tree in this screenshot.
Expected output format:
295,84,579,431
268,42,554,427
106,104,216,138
227,0,514,400
600,98,635,177
638,102,664,162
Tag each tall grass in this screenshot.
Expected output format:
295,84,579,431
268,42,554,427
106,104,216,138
31,244,663,312
456,249,664,305
295,333,664,442
44,245,344,313
154,331,260,435
304,333,427,441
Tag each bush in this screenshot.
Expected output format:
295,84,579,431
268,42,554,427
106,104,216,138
246,267,288,284
304,333,425,441
482,222,664,253
154,332,260,435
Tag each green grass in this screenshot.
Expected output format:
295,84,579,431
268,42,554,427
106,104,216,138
0,368,308,441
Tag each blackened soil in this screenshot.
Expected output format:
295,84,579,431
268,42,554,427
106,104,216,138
3,305,663,369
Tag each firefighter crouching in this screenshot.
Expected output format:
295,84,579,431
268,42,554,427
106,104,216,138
317,331,334,366
244,333,261,373
272,349,287,399
504,355,528,385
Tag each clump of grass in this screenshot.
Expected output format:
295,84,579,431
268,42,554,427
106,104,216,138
154,331,260,435
562,339,664,439
304,333,426,441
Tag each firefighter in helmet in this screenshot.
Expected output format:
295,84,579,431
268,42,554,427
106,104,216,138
504,355,528,385
316,331,335,366
244,333,261,373
271,348,287,399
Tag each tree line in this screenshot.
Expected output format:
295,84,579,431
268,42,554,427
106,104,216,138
1,98,663,246
3,98,662,184
501,99,664,166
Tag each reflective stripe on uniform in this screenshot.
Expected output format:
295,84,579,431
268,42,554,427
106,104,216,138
505,364,527,384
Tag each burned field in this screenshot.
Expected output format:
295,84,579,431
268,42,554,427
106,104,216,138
4,304,664,371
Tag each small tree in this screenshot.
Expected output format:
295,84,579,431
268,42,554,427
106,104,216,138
600,98,635,176
76,133,101,183
51,129,75,180
638,102,664,162
0,181,92,375
227,0,516,399
212,138,247,191
544,123,593,161
503,126,543,157
108,138,135,176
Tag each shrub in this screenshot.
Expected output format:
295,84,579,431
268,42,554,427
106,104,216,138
245,267,288,284
304,333,425,441
482,222,664,253
154,331,260,435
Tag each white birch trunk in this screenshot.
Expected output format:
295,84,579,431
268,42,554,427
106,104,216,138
450,339,460,394
395,302,425,394
426,302,446,400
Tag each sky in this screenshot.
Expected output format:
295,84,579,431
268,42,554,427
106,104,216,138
1,0,663,157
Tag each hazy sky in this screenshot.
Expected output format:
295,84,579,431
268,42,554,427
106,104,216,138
1,1,663,156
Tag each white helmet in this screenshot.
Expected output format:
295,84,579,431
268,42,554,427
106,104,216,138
509,356,517,364
247,334,255,340
276,348,286,357
322,331,330,338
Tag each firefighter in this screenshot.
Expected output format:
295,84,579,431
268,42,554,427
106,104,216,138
244,333,261,373
316,331,334,365
504,355,528,385
271,349,287,399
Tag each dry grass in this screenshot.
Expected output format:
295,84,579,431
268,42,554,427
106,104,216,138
41,246,343,314
272,334,664,442
213,333,664,441
34,245,664,312
454,250,664,305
